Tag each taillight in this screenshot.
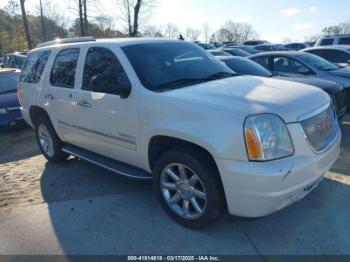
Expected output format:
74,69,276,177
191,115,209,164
18,81,23,106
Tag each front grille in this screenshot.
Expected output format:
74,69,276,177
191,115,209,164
300,105,339,153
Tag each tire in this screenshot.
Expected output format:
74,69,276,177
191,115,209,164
35,117,69,162
153,147,225,229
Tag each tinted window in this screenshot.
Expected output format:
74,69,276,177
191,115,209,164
21,51,50,83
252,57,270,69
50,48,80,88
82,47,131,95
122,42,233,91
323,50,350,63
320,38,334,46
224,49,250,57
339,37,350,45
224,58,272,77
273,57,305,73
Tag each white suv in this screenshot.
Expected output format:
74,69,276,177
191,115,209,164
19,37,341,228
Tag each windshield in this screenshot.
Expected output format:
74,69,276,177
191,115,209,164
0,72,20,94
273,45,288,51
300,53,339,71
209,51,231,57
238,46,258,54
223,58,272,77
122,42,234,91
224,49,250,57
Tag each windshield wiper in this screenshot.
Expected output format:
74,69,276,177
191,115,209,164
154,72,237,91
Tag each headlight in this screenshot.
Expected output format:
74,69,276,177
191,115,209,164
0,108,7,114
244,114,294,161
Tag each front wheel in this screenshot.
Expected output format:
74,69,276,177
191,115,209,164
35,117,68,162
153,148,225,229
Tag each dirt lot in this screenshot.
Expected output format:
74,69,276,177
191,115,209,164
0,117,349,255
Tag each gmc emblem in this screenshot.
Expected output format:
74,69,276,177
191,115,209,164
317,118,332,133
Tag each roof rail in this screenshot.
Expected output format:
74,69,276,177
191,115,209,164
324,34,350,37
36,36,96,48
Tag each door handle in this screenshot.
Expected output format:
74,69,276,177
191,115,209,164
77,101,91,108
45,94,54,100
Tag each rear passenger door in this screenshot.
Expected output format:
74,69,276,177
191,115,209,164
73,46,140,166
45,48,82,144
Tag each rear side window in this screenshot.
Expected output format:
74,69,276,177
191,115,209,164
21,51,51,83
339,37,350,45
320,38,334,46
82,47,130,95
50,48,80,88
252,57,270,69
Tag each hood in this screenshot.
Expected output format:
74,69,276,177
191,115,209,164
329,67,350,78
275,76,343,94
163,76,330,123
0,91,20,109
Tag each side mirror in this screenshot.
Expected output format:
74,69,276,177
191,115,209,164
297,67,311,75
89,74,131,99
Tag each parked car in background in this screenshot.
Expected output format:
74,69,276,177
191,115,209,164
210,42,224,48
208,50,231,57
302,45,350,67
20,37,340,228
2,53,26,69
231,45,259,55
0,68,24,128
255,44,289,52
219,48,250,57
219,56,347,118
243,40,269,46
250,51,350,110
0,57,4,67
196,42,216,50
284,43,310,51
315,34,350,46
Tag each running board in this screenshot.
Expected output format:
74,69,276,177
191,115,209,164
62,144,152,181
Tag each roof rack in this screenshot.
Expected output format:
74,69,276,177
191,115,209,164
36,36,96,48
324,34,350,37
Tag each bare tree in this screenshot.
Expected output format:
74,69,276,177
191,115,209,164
322,21,350,35
19,0,32,49
118,0,155,36
163,23,179,39
142,25,163,37
214,20,258,43
202,23,212,43
185,27,201,41
83,0,88,34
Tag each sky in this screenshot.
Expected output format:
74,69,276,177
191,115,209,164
1,0,350,43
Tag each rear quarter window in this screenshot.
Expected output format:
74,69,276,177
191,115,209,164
20,51,51,84
339,37,350,45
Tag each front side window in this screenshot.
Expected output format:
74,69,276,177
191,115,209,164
82,47,130,95
122,42,234,91
50,48,80,88
320,38,334,46
272,57,304,73
21,51,51,84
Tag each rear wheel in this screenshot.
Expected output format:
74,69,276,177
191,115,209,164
153,148,225,229
35,117,68,162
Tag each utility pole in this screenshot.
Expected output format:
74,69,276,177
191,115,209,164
78,0,85,36
39,0,46,42
83,0,88,35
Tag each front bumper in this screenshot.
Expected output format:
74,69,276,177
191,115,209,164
216,122,341,218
